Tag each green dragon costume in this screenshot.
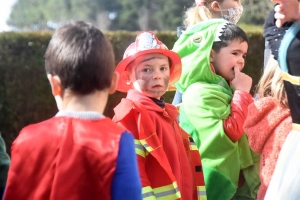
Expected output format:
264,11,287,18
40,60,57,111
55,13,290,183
173,19,260,200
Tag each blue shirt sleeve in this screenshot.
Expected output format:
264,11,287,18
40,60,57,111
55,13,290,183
111,131,142,200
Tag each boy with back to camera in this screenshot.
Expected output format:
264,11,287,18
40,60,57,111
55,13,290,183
3,21,142,200
112,31,206,200
172,19,260,199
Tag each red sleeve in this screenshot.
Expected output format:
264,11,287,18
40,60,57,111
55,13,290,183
113,109,153,192
223,90,253,142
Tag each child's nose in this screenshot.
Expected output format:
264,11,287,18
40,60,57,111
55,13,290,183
237,59,245,70
238,58,245,67
153,70,162,79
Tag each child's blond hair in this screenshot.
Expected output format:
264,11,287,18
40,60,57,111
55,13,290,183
255,56,288,108
183,0,224,28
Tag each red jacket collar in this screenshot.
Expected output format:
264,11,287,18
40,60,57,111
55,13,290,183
126,89,179,119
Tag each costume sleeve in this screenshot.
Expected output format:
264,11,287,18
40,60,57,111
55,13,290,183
111,131,142,200
222,90,253,142
244,97,292,153
114,112,155,200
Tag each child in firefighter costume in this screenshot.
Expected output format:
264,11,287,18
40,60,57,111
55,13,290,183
264,20,300,200
172,19,260,200
113,31,206,200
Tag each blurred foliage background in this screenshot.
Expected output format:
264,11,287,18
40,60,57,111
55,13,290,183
6,0,273,32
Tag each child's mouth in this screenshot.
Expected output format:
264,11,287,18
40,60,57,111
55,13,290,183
152,84,162,88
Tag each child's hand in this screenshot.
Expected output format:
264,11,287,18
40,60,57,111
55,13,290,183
232,66,252,93
271,0,300,28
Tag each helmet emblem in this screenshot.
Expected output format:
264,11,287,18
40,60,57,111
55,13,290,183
136,32,160,50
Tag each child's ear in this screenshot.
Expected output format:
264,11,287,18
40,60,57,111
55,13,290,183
210,50,215,63
121,70,133,87
121,70,131,83
210,1,221,12
47,74,62,96
108,72,119,94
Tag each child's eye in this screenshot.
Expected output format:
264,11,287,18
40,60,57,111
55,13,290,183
232,52,238,56
243,55,247,59
160,67,168,71
143,68,152,72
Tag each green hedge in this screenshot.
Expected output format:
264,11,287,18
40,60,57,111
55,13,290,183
0,31,264,153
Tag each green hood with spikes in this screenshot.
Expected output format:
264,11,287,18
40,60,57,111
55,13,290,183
173,19,232,93
172,19,260,200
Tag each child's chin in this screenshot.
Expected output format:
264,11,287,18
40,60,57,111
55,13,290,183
145,92,164,99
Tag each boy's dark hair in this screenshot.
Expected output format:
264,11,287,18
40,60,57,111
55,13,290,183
45,21,115,95
212,23,248,53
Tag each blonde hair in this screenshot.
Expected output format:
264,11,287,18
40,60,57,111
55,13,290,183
183,0,223,28
255,56,288,108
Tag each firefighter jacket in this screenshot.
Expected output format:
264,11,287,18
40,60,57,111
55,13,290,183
113,89,206,200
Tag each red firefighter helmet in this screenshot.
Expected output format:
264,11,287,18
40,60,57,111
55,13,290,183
115,31,182,93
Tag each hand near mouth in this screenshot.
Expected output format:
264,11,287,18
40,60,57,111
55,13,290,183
271,0,300,28
232,66,252,93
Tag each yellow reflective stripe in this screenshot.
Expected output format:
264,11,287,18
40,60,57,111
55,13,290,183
134,140,146,158
282,72,300,85
142,186,156,200
197,186,207,200
140,139,154,152
292,123,300,131
153,182,181,199
189,141,198,150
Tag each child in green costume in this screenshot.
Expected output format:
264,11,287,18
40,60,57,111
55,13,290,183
173,19,260,200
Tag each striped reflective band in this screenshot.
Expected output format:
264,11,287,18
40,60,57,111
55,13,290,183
292,123,300,131
140,139,154,152
142,182,181,200
134,140,147,158
153,182,181,199
197,186,207,200
282,72,300,85
189,137,198,150
142,186,156,200
134,136,162,157
189,141,198,151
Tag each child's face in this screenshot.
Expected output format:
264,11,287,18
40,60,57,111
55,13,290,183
127,53,170,99
211,40,248,81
